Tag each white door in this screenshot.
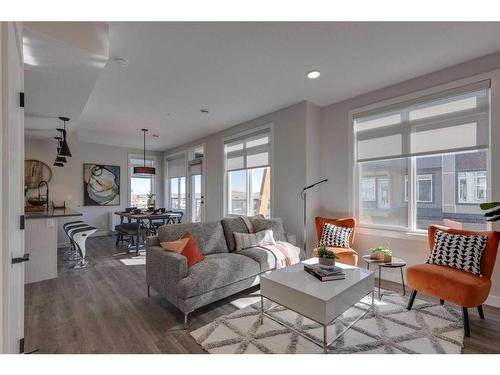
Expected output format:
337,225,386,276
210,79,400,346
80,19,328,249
188,160,204,223
1,22,25,354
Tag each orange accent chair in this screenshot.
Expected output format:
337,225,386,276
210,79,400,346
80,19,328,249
406,225,500,337
312,217,358,266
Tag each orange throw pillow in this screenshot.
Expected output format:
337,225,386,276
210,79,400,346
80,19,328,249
180,235,205,268
160,237,189,253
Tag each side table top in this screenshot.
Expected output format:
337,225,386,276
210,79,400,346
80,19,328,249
362,255,406,267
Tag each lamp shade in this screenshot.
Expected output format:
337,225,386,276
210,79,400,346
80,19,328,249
53,161,64,167
59,137,72,157
133,166,156,175
55,155,67,163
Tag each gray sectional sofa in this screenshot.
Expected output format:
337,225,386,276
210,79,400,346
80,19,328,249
145,216,294,327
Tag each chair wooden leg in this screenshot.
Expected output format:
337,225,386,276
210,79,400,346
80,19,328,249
147,284,150,298
407,290,417,310
440,299,444,305
115,234,120,246
477,305,485,320
463,307,470,337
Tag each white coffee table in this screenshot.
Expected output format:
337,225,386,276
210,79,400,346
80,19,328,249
260,258,375,353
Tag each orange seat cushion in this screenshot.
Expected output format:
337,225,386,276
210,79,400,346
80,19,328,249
312,247,358,267
406,263,491,308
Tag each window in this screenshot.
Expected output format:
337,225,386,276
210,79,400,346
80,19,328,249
355,81,489,231
225,128,271,217
129,155,155,208
458,171,487,204
167,156,186,211
404,174,433,202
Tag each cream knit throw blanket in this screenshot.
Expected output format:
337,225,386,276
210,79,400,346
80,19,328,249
259,241,301,268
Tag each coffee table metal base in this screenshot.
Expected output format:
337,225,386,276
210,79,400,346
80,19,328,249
260,290,375,354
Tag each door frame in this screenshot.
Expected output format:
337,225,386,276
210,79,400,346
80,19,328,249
1,21,25,354
187,158,205,223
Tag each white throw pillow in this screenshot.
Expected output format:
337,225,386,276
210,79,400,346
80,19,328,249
318,223,352,248
233,229,276,251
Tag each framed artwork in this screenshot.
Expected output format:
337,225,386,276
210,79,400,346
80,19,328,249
83,163,120,206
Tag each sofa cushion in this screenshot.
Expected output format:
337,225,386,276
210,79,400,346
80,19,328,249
221,217,251,252
234,229,276,251
237,247,276,272
249,217,287,242
176,253,260,299
158,221,228,255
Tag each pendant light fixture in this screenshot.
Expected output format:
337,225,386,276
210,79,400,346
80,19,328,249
133,128,156,175
53,135,65,167
54,136,67,163
56,116,72,157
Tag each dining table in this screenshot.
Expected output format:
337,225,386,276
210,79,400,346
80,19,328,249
114,210,183,254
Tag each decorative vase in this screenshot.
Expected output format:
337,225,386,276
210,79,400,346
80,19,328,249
318,256,336,269
147,198,155,211
383,254,392,263
370,252,384,261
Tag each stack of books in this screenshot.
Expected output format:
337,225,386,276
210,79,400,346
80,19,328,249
304,263,346,281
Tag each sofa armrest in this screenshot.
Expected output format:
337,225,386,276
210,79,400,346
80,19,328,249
146,245,188,295
146,235,160,247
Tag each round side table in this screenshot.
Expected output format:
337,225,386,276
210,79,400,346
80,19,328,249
362,255,407,299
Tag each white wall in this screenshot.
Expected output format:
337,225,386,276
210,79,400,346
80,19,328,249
24,136,163,246
165,101,325,250
319,52,500,306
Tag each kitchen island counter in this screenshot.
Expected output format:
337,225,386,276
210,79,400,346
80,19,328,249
25,208,83,284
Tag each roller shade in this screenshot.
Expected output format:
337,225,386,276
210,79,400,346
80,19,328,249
225,129,270,171
188,160,202,175
167,156,186,178
354,81,490,162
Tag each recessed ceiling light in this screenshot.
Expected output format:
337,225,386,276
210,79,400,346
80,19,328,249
113,57,129,67
200,109,209,114
307,70,321,79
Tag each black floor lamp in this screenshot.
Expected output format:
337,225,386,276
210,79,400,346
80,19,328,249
301,179,328,259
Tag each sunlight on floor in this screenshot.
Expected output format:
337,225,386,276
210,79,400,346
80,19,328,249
119,256,146,266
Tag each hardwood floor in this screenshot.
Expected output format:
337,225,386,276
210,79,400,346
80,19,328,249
24,235,500,354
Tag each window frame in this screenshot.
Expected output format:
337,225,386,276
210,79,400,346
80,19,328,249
404,174,433,203
349,77,492,236
165,152,187,212
223,124,274,218
456,170,487,205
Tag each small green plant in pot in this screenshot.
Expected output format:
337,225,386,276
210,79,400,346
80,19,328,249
146,192,156,210
370,245,392,262
316,245,340,269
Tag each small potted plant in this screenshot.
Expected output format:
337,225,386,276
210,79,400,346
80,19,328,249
316,245,340,269
370,245,392,262
146,192,156,211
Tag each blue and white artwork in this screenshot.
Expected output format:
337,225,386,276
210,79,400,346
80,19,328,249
83,164,120,206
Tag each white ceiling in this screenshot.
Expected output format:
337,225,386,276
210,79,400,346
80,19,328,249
25,22,500,151
24,22,109,140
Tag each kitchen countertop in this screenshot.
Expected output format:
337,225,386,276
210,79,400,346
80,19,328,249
25,207,83,220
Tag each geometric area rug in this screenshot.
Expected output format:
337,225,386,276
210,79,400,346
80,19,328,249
190,290,464,354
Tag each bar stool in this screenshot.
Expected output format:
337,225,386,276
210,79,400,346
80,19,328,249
63,221,85,260
70,225,97,269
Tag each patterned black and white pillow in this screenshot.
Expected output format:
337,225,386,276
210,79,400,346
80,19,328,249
427,230,487,276
318,223,352,248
